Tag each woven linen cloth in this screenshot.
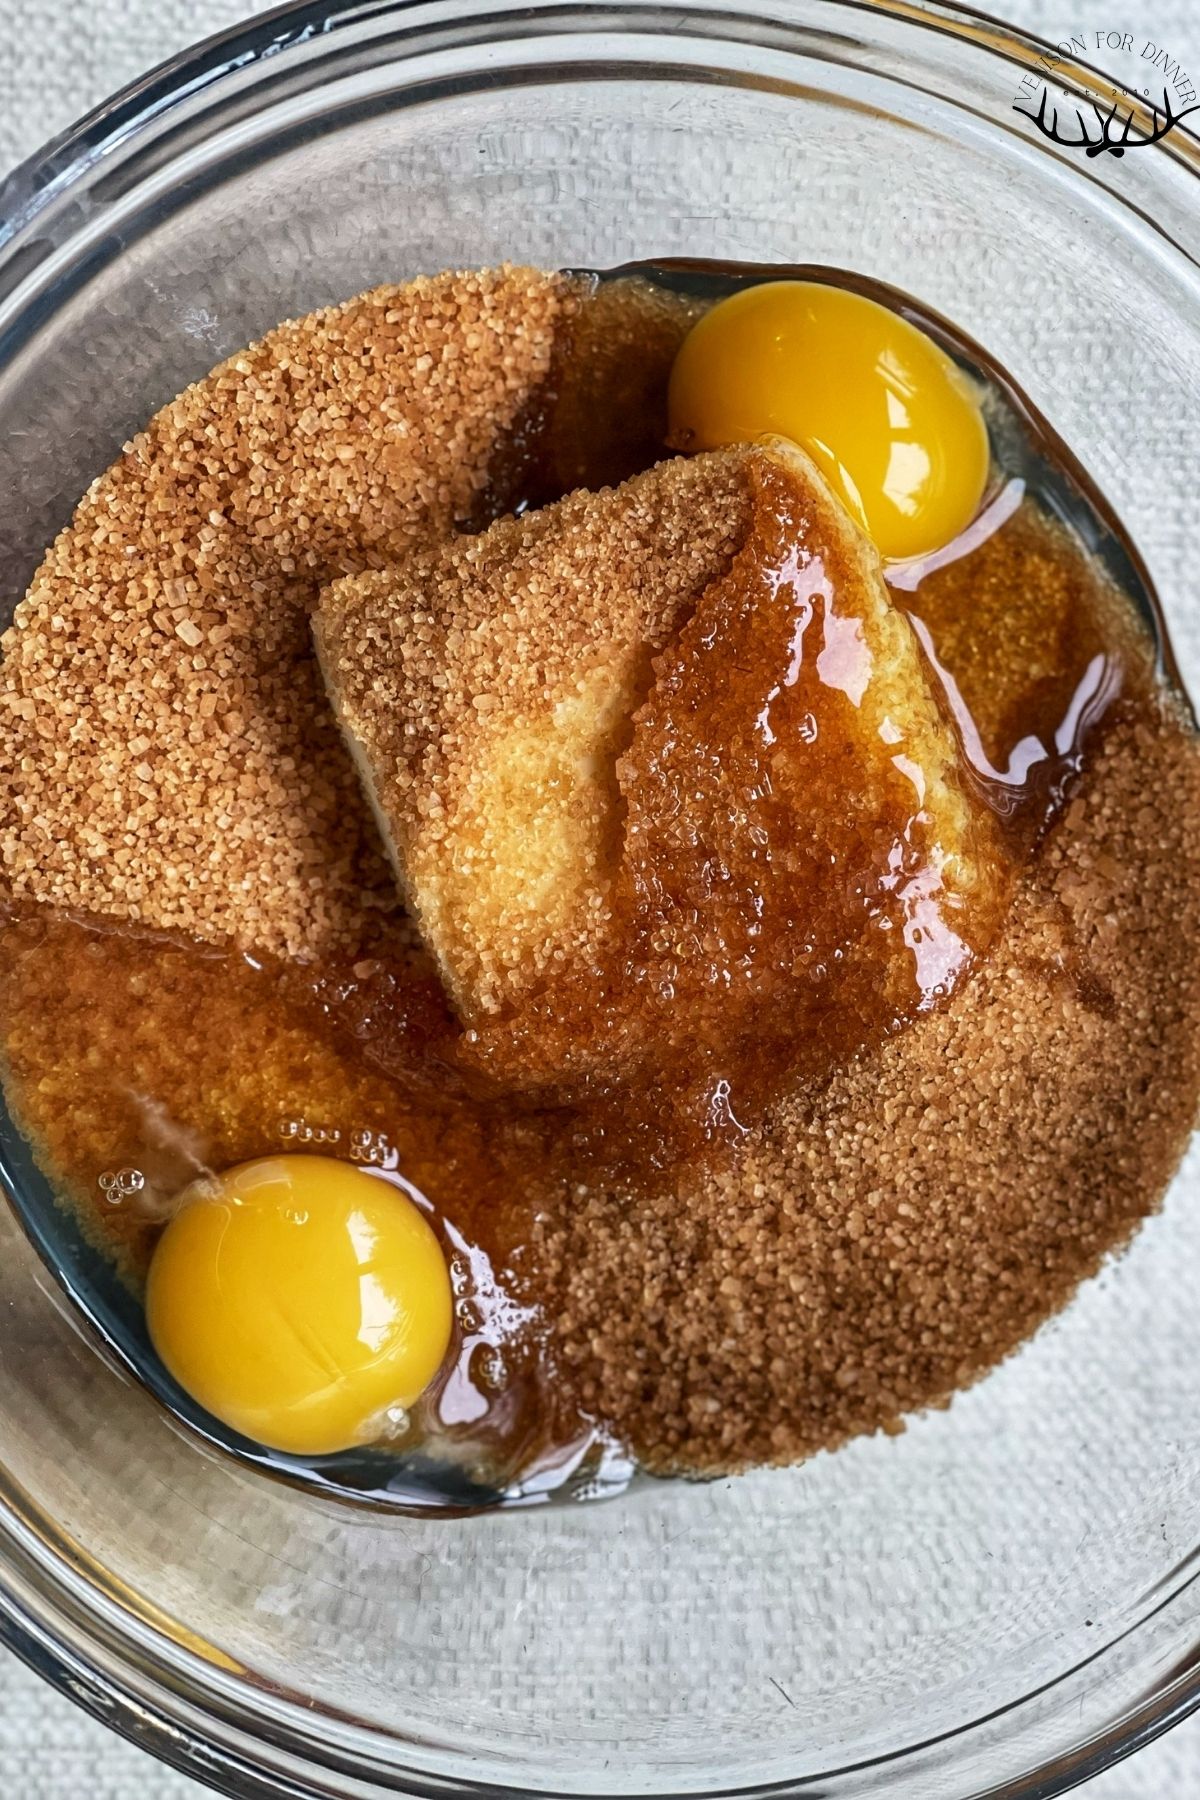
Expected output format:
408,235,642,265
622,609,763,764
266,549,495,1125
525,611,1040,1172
0,2,1198,1795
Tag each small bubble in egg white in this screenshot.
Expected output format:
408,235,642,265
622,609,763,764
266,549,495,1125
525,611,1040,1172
348,1125,395,1167
98,1166,145,1206
473,1346,509,1392
278,1116,341,1146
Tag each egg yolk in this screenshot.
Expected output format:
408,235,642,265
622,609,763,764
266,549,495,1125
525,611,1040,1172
145,1156,453,1456
667,281,989,563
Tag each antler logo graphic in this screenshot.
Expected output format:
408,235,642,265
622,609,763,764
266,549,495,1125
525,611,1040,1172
1014,84,1200,156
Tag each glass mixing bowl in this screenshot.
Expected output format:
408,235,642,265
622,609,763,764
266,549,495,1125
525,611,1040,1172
1,2,1200,1794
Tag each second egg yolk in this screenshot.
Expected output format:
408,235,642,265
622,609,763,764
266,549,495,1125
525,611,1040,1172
667,280,989,563
145,1156,453,1456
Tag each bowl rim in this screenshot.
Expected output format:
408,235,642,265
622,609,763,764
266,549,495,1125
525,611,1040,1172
1,1,1199,1796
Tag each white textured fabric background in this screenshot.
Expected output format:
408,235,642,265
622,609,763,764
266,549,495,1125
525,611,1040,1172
0,1,1198,1795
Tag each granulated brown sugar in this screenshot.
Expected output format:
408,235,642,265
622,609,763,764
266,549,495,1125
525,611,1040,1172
0,267,693,961
539,702,1200,1472
0,267,584,957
